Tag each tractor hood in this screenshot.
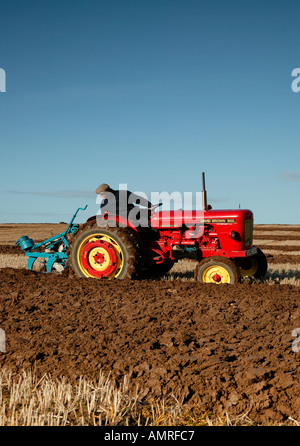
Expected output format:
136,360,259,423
151,209,253,228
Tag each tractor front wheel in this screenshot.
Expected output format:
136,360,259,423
234,247,267,280
68,222,142,279
194,257,241,284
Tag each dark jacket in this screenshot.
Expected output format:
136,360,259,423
99,189,152,216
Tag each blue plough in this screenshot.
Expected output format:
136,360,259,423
15,205,87,273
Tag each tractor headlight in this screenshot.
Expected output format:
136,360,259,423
230,230,236,239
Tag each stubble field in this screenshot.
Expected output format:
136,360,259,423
0,223,300,426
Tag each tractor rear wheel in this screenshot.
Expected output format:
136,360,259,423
194,256,241,284
234,247,267,280
68,221,142,279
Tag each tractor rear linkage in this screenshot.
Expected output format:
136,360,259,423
15,205,87,273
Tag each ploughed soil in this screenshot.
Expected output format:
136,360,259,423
265,253,300,265
0,268,300,425
0,245,23,255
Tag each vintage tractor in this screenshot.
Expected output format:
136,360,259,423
16,174,267,284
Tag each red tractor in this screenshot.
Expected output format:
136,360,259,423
67,174,267,284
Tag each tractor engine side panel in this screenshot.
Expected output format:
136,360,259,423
151,209,254,258
204,215,253,252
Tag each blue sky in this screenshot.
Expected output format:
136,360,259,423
0,0,300,224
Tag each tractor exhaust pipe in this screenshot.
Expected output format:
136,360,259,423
202,172,207,210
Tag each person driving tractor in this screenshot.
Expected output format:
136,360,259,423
96,183,152,227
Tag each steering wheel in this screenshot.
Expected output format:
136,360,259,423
148,203,163,217
149,203,163,212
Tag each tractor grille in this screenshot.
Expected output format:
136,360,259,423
244,218,253,248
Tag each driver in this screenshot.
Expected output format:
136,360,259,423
96,183,152,227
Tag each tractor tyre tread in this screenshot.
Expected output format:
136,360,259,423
66,220,143,279
253,247,268,279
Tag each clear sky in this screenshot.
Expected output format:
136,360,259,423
0,0,300,224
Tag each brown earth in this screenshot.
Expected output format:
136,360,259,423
0,267,300,425
259,246,300,252
1,223,300,425
265,254,300,265
254,225,300,231
0,223,68,245
0,245,23,255
254,235,300,240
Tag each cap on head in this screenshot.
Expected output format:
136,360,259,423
96,183,111,194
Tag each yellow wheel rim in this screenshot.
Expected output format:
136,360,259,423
202,265,231,284
76,234,124,278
